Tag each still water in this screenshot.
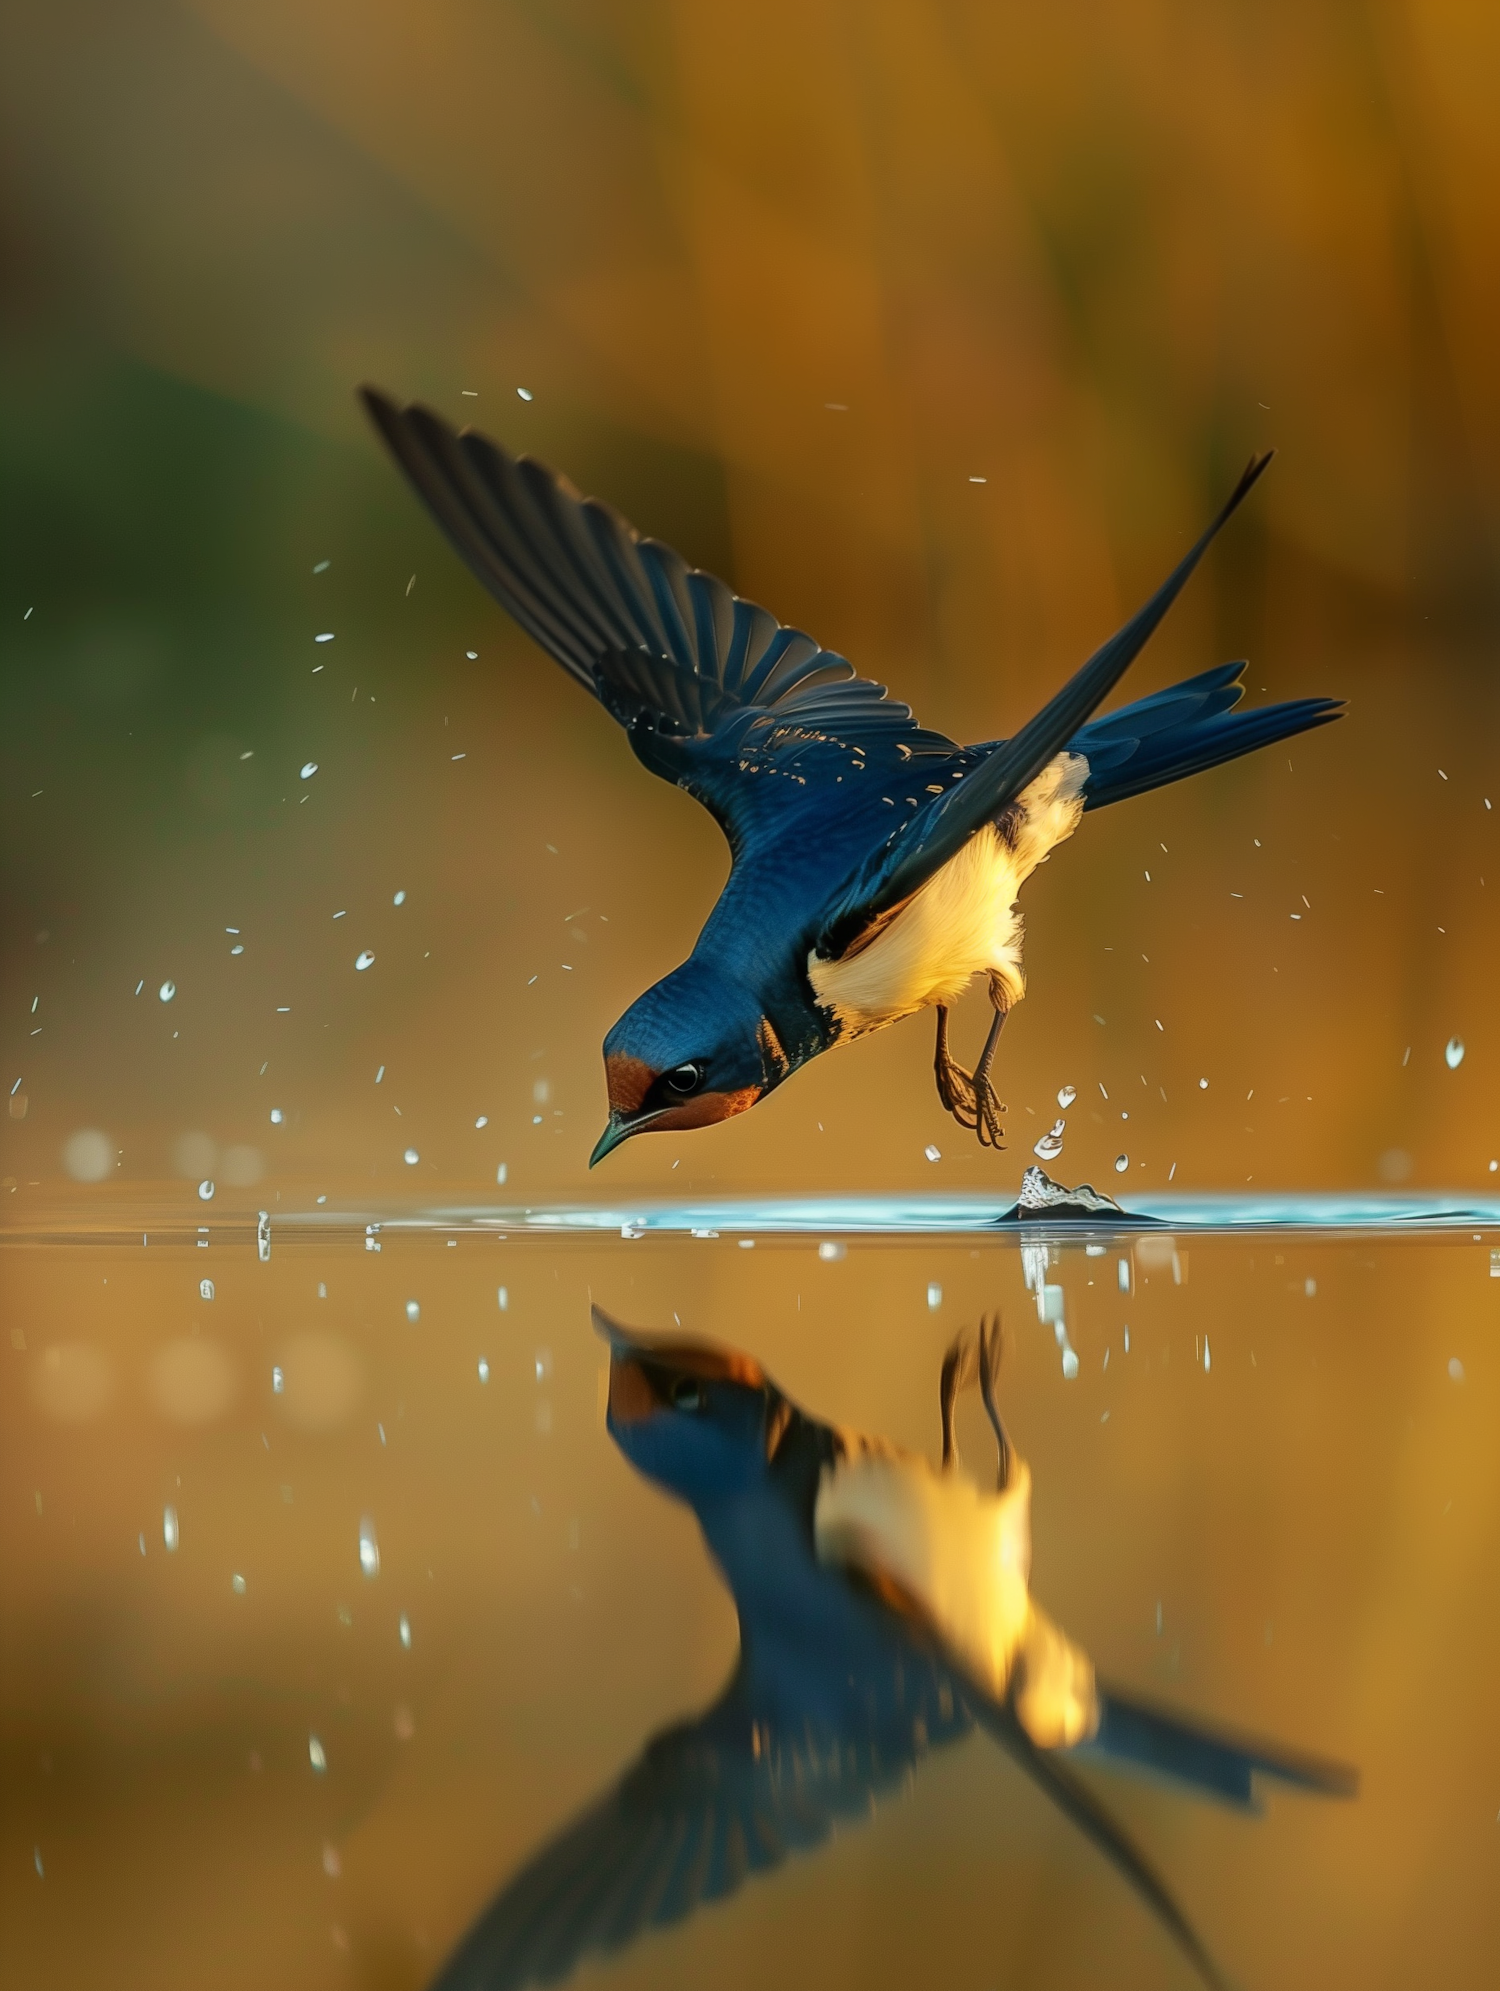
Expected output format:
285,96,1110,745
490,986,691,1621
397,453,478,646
5,1199,1499,1989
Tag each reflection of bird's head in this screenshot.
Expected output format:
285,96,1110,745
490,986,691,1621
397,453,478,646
591,960,783,1165
597,1311,796,1505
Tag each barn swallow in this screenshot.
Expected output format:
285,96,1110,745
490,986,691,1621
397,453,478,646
361,390,1342,1161
429,1311,1355,1991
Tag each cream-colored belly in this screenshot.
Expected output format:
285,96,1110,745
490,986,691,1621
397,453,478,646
807,751,1087,1038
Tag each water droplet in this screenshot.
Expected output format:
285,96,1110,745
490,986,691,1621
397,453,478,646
498,1286,508,1310
1449,1357,1465,1382
496,1162,508,1185
1033,1119,1066,1162
403,1148,419,1166
358,1517,380,1579
516,386,533,401
308,1734,327,1773
818,1241,845,1261
398,1613,412,1649
1056,1085,1076,1109
1061,1348,1079,1379
477,1358,489,1382
199,1278,214,1301
1114,1154,1129,1173
158,980,176,1002
393,890,406,906
1446,1036,1466,1069
1203,1336,1212,1373
231,1572,246,1594
163,1504,179,1551
405,1300,420,1322
300,761,319,779
272,1365,283,1393
322,1842,341,1878
269,1108,283,1125
475,1115,488,1128
1198,1077,1209,1090
197,1179,215,1201
927,1283,942,1309
355,951,375,971
924,1144,941,1162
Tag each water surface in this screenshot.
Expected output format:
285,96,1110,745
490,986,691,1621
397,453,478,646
4,1207,1497,1988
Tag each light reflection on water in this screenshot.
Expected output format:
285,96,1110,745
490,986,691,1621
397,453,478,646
3,1215,1499,1987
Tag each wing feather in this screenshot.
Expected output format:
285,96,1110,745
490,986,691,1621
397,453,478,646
361,389,955,843
814,457,1275,961
427,1666,926,1991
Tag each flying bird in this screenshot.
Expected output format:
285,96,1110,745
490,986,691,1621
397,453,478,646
429,1310,1355,1991
361,390,1342,1163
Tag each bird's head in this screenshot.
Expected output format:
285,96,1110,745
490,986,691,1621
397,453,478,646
590,959,786,1165
596,1308,793,1505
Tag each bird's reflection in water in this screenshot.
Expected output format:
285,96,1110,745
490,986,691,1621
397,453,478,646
434,1312,1356,1991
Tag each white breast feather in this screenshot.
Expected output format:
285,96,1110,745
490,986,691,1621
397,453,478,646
808,751,1088,1036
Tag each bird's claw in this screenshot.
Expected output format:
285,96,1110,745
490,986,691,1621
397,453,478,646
933,1007,1005,1147
935,1050,980,1128
971,1071,1006,1148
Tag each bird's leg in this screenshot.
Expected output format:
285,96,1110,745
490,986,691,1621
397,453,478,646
976,1313,1014,1491
933,1006,979,1130
939,1332,974,1470
969,983,1011,1150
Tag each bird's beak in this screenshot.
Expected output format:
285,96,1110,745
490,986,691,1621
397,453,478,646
589,1116,628,1167
589,1112,660,1167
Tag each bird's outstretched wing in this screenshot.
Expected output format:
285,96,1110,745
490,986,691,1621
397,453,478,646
428,1661,934,1991
360,390,957,845
813,456,1276,961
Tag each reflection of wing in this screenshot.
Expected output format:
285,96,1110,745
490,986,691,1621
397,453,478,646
974,1685,1358,1991
976,1699,1232,1991
431,1660,941,1991
360,391,957,848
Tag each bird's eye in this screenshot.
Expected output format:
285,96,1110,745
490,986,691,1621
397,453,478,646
664,1062,704,1096
670,1376,704,1412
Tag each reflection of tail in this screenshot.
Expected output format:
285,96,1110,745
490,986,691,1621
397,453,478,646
976,1700,1230,1991
1090,1682,1360,1810
1072,662,1344,811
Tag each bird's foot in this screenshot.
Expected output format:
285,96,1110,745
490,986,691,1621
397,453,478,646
933,1005,1007,1146
934,1015,980,1130
970,1069,1006,1149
